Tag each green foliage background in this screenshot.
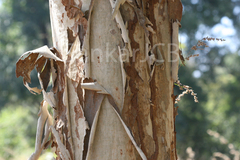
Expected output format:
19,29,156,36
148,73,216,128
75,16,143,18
0,0,240,159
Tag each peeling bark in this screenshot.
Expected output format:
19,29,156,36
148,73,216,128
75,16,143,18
16,0,182,159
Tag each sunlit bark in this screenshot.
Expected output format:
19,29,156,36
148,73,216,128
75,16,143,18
16,0,182,159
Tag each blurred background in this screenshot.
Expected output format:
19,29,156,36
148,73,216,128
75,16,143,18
0,0,240,159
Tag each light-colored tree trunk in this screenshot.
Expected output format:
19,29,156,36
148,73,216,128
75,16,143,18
16,0,182,159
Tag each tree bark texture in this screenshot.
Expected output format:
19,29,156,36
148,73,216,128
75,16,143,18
16,0,182,159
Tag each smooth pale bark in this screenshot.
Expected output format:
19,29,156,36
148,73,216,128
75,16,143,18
16,0,182,159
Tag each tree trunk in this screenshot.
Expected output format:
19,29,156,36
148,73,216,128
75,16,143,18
16,0,182,159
